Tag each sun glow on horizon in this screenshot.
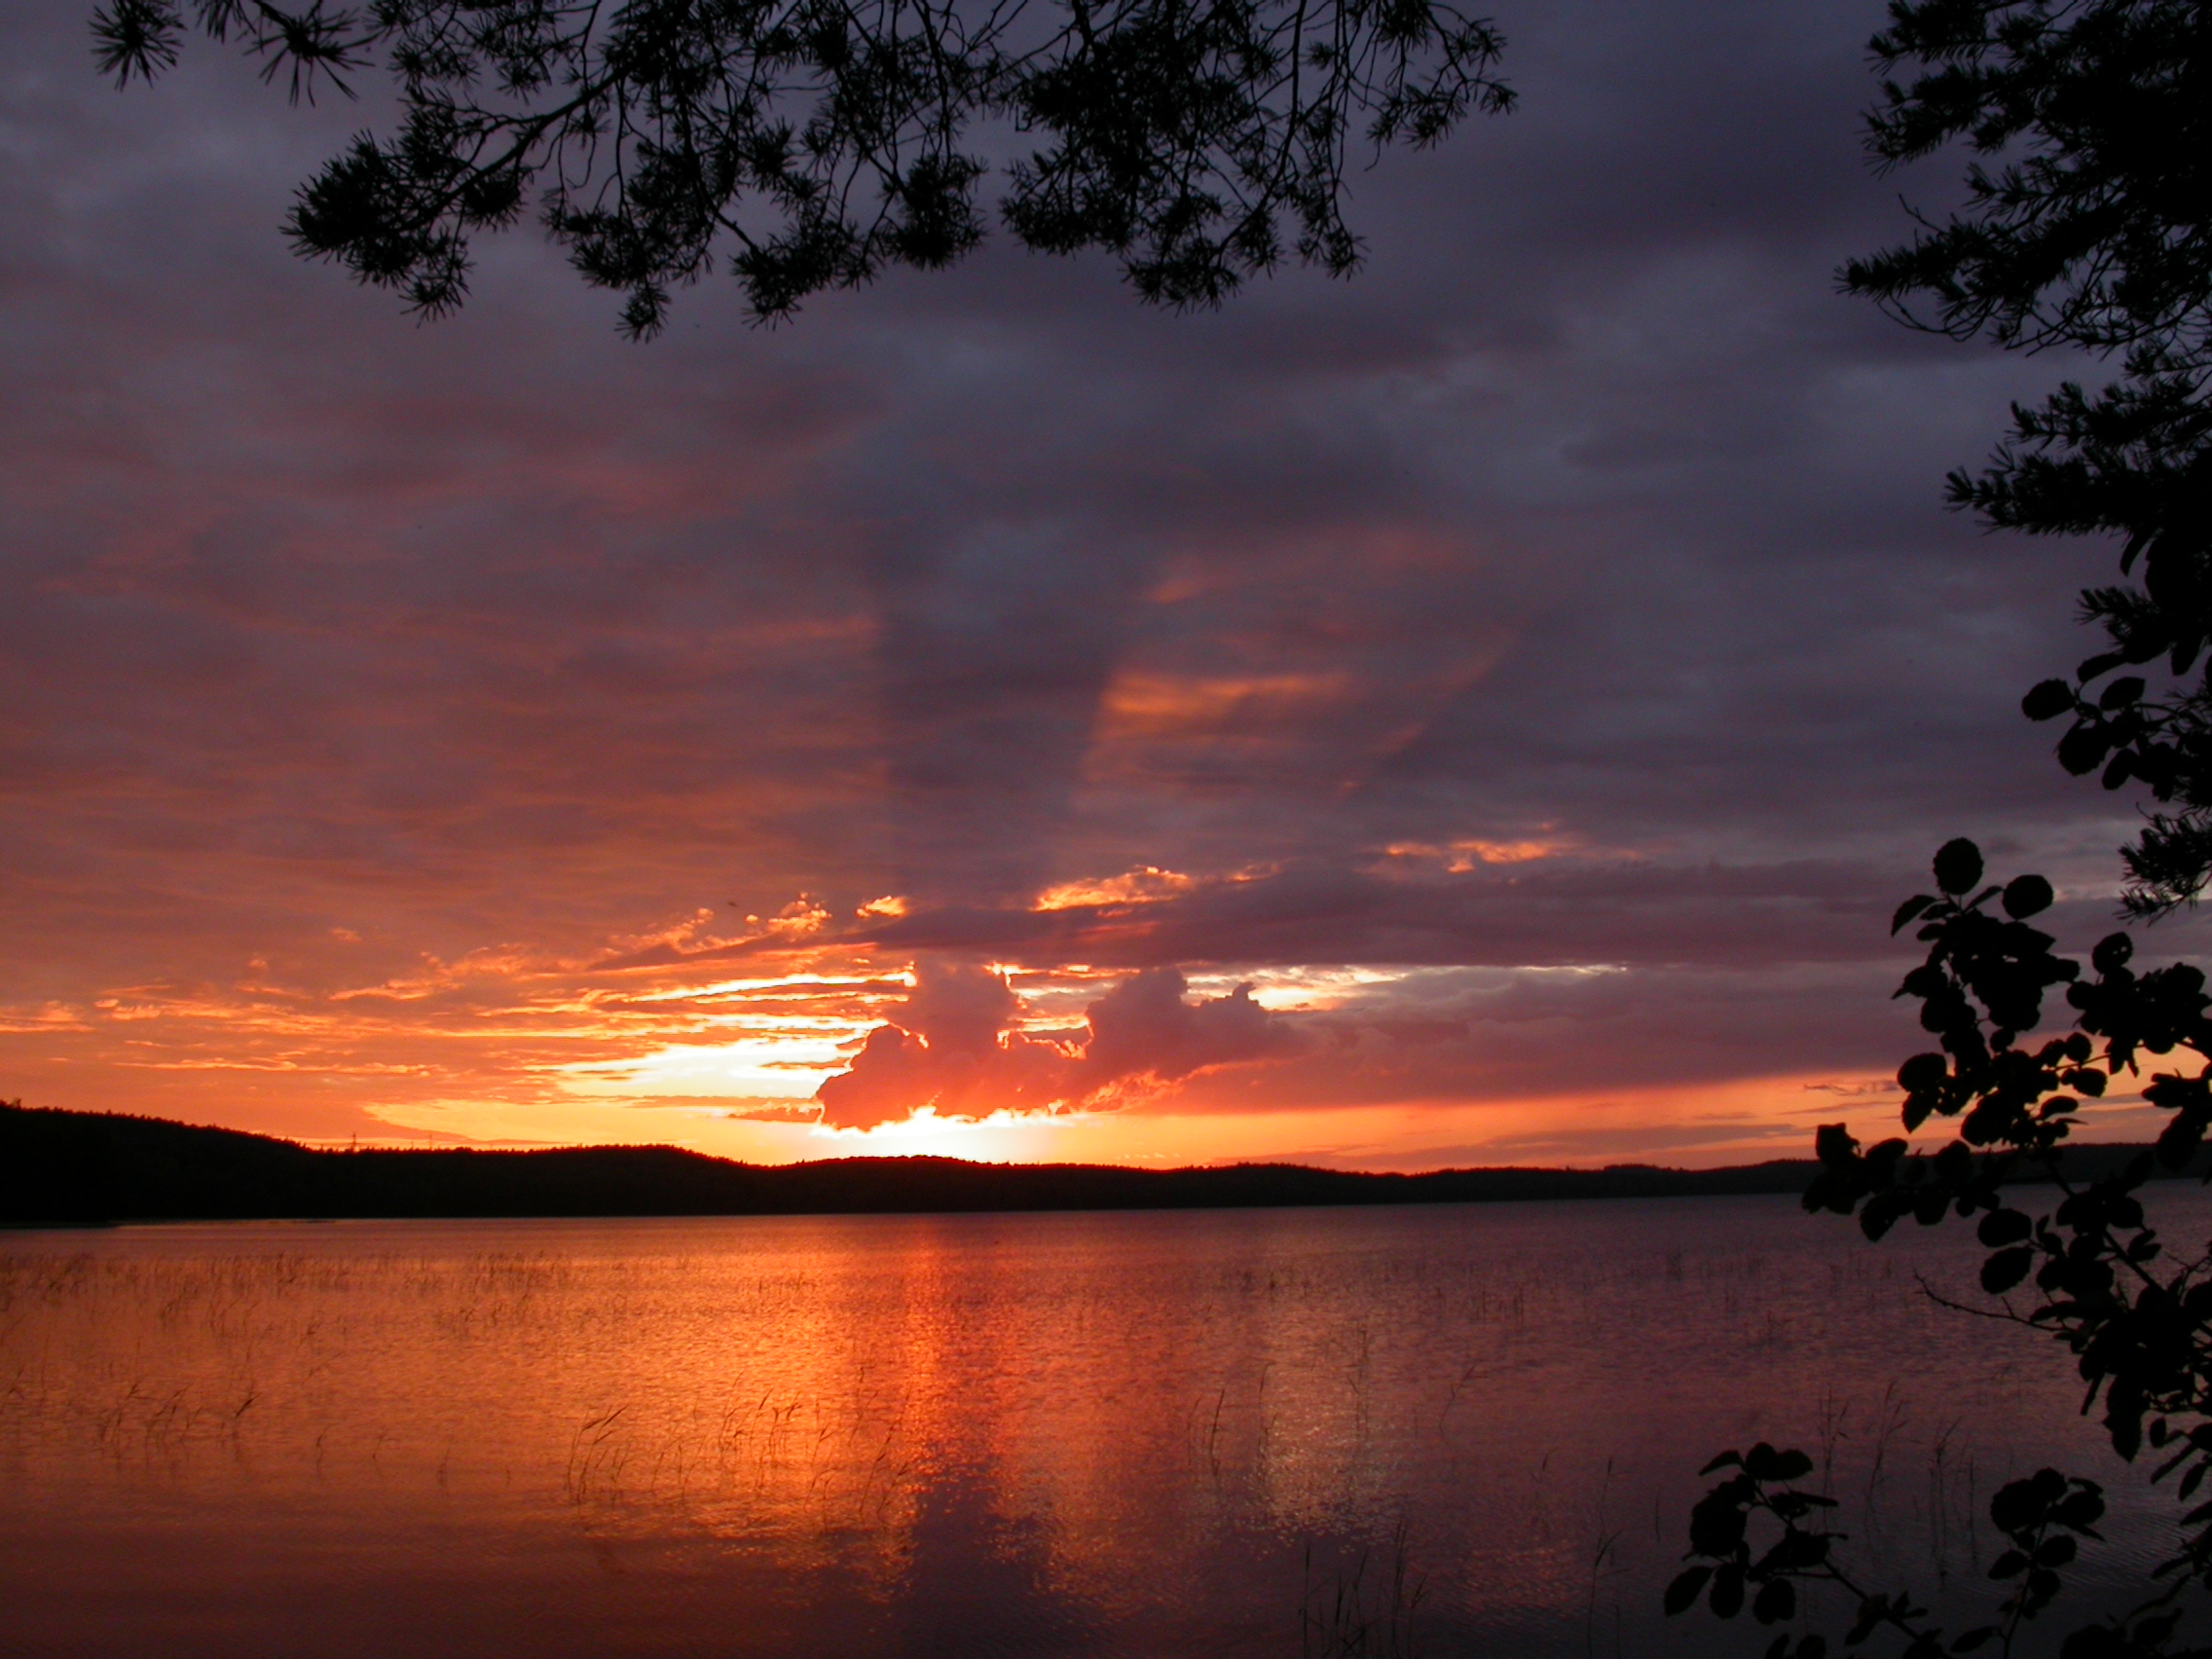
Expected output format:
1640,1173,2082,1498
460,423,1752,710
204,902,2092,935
0,873,2006,1172
801,1104,1089,1161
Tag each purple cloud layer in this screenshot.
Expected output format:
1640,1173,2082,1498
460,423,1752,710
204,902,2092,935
0,0,2196,1156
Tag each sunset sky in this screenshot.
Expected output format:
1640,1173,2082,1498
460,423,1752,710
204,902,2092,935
0,0,2195,1168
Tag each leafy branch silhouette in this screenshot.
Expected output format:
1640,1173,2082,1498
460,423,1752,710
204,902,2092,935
1671,839,2212,1657
90,0,1512,332
1671,2,2212,1645
1837,0,2212,917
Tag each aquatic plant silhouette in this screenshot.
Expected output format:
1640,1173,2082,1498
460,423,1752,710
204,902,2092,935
1300,1521,1424,1659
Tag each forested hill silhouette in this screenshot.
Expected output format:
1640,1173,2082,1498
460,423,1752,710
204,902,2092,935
3,1101,2199,1228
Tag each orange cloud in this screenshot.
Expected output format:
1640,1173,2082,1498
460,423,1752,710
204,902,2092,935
1033,866,1198,910
1378,836,1575,871
1097,672,1354,736
814,962,1302,1130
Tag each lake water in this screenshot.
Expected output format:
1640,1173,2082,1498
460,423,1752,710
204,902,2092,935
3,1192,2203,1658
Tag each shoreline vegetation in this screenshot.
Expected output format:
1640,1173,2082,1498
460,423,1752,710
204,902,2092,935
7,1102,2206,1230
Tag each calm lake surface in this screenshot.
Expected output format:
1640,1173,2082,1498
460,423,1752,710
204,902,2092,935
5,1192,2206,1658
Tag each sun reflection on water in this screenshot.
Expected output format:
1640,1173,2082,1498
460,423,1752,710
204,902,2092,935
2,1198,2196,1658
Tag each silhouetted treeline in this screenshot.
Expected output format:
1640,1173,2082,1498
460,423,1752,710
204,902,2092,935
1,1103,2199,1228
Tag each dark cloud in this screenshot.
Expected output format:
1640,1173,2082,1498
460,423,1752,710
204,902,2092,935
0,0,2198,1157
855,862,2157,977
1161,961,1917,1115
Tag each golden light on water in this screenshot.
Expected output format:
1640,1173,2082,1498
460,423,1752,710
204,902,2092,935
2,1200,2172,1656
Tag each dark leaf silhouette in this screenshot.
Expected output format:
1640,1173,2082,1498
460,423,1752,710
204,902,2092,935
1934,838,1985,897
1665,1567,1713,1616
1980,1246,2035,1294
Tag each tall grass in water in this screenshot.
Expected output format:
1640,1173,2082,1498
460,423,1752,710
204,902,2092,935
1300,1520,1424,1659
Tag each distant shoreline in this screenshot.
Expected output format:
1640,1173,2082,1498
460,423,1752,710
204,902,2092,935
2,1102,2198,1228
